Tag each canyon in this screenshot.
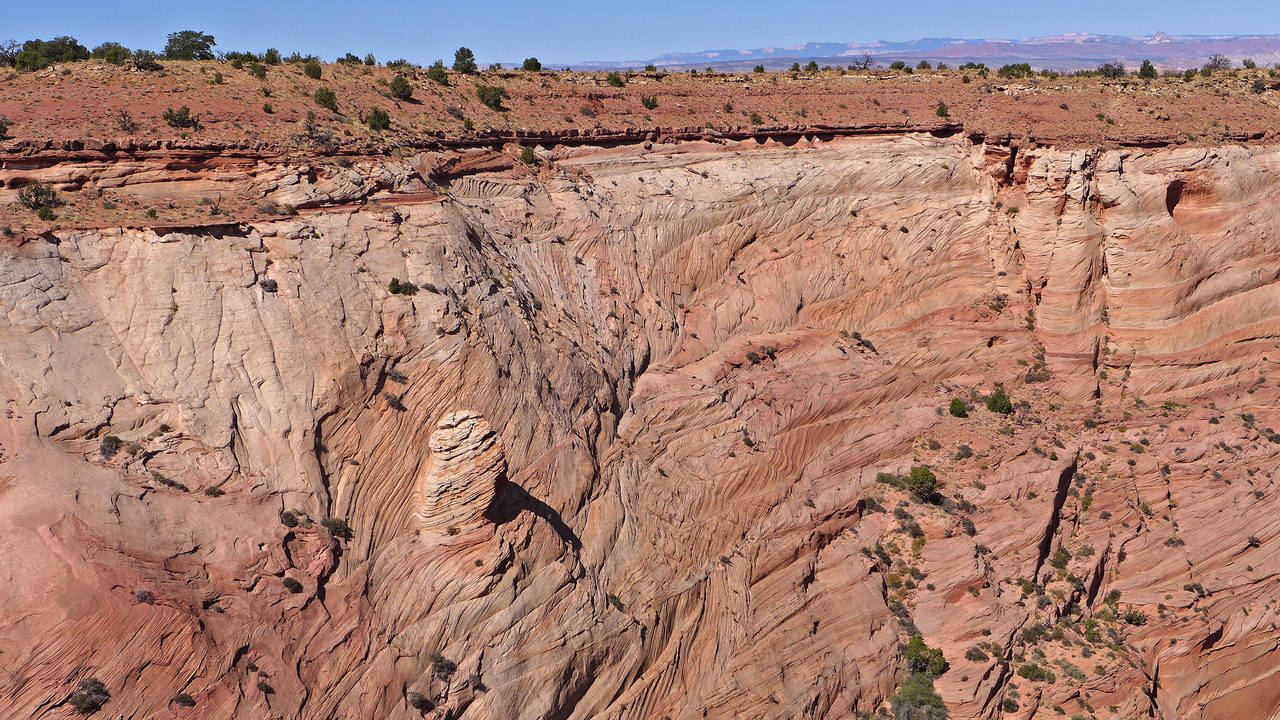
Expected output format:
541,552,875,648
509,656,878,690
4,65,1280,720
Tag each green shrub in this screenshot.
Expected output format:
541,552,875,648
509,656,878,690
17,182,59,210
92,42,130,65
640,94,658,110
14,36,89,71
476,84,508,110
132,49,162,71
407,692,434,711
453,47,477,73
804,60,819,72
430,652,457,677
171,692,196,707
68,678,110,714
282,576,303,593
605,71,625,87
904,635,948,676
753,64,765,73
366,107,391,130
389,74,413,100
997,63,1032,78
890,672,946,719
906,466,939,503
162,106,201,130
303,58,322,79
522,57,542,71
322,517,352,539
1124,609,1148,626
1138,59,1157,79
1050,547,1071,570
748,111,763,124
519,145,536,164
164,30,216,60
389,278,418,295
1098,61,1125,79
964,646,989,662
264,48,281,65
314,87,338,111
249,62,267,79
985,384,1012,414
0,116,10,139
948,398,968,417
935,102,949,117
427,60,448,85
1017,662,1056,683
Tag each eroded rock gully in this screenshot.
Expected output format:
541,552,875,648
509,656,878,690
4,133,1280,719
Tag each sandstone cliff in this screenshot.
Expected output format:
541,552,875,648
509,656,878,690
3,129,1280,720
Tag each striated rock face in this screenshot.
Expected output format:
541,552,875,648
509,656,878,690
3,132,1280,720
411,411,503,534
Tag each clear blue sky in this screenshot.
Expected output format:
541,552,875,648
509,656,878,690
8,0,1278,66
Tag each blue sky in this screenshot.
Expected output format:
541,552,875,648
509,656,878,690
8,0,1279,65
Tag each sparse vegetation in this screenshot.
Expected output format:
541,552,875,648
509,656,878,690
164,30,215,60
407,691,434,711
985,384,1013,414
1098,61,1125,79
476,84,508,110
68,678,110,715
426,61,448,85
17,182,59,212
389,74,413,101
452,47,477,74
321,517,352,539
162,106,201,130
906,466,939,503
366,107,391,131
314,87,338,111
389,277,418,295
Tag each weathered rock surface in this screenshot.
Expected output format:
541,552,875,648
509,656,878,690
3,131,1280,720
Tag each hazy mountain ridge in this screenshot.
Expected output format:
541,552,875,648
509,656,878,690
572,32,1280,71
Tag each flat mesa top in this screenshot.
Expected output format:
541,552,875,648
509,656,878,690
0,60,1276,151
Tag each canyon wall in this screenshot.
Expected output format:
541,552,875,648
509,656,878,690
3,132,1280,719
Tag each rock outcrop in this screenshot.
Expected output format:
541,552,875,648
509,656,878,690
3,130,1280,720
411,411,503,534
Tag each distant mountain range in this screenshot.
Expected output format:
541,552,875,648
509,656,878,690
569,33,1280,71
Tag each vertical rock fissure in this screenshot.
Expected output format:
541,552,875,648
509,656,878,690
1033,454,1079,580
